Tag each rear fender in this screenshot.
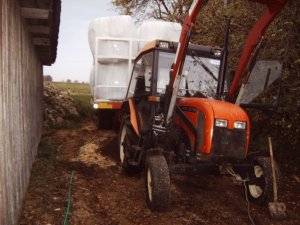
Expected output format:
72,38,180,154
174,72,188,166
128,99,140,136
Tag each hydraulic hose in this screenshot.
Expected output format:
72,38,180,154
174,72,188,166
63,171,74,225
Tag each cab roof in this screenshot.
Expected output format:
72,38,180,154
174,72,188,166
135,39,222,61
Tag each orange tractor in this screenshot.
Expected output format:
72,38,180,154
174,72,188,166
118,0,288,211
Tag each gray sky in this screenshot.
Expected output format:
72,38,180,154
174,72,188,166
44,0,117,82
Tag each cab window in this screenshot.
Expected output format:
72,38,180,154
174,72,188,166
157,51,220,98
127,52,153,98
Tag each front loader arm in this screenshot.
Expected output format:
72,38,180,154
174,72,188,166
164,0,287,124
228,0,288,99
165,0,207,125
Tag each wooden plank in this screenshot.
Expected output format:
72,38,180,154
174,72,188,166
28,26,50,34
21,7,49,19
33,38,50,46
0,0,6,222
20,0,50,9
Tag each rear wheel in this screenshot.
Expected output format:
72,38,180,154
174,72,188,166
145,155,170,211
246,157,278,205
118,116,142,174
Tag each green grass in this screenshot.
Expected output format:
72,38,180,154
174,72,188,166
37,139,57,162
73,95,94,118
51,82,90,95
51,82,94,120
73,95,92,108
30,138,57,188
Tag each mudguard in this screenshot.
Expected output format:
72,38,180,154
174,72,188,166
128,99,140,136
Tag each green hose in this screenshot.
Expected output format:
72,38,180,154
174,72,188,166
63,171,74,225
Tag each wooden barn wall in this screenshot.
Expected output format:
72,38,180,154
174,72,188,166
0,0,43,224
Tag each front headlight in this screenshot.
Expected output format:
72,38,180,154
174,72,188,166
215,119,228,128
234,121,247,129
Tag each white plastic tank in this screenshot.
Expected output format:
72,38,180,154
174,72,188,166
89,66,94,96
88,15,138,59
88,15,138,101
137,20,182,49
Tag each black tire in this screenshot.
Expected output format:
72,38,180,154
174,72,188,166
246,157,279,205
145,155,170,212
96,109,113,130
118,116,142,174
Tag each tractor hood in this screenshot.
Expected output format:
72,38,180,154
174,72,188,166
178,97,249,129
177,97,250,156
204,99,249,130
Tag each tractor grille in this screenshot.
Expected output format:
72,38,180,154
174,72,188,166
211,127,247,159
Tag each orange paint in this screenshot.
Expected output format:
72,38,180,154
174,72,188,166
98,101,123,109
135,40,157,59
148,95,161,102
129,99,139,136
177,98,250,156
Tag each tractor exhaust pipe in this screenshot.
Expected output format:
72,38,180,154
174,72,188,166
216,17,231,100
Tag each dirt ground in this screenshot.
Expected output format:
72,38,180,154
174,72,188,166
20,120,300,225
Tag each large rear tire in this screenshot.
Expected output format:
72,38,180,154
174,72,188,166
246,157,279,205
118,116,142,174
145,155,170,211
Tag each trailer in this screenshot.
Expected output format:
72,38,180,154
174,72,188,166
90,36,139,129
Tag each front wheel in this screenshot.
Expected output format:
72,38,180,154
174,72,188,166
246,157,279,205
145,155,170,211
118,116,142,174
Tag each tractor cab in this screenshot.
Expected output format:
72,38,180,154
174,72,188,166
126,40,223,100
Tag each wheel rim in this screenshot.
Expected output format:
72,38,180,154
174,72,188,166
147,169,152,202
120,124,126,163
248,165,264,198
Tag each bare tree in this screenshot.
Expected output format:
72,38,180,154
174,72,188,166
112,0,193,23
